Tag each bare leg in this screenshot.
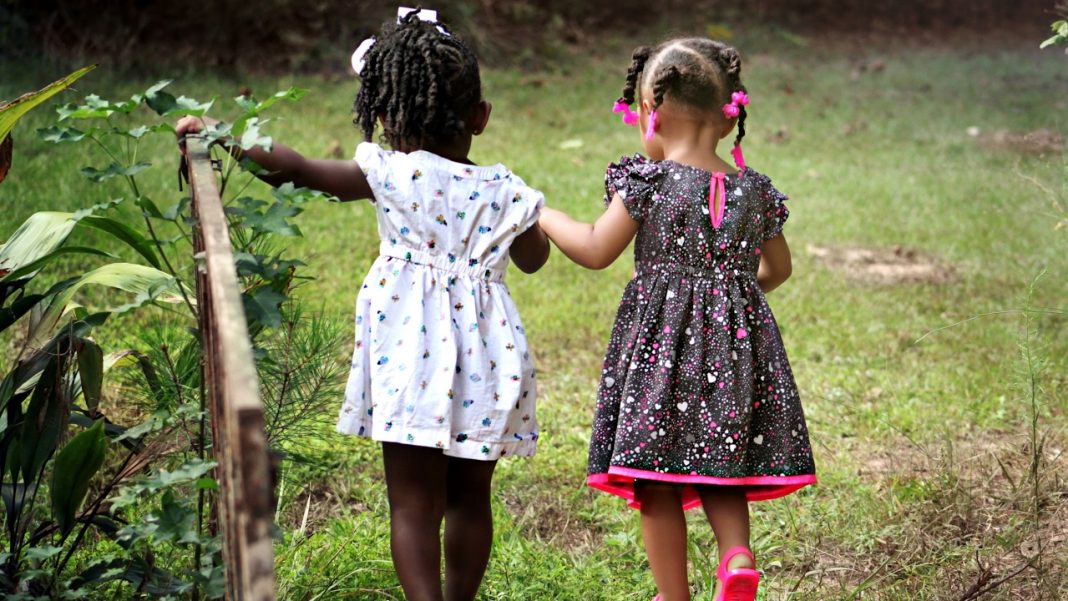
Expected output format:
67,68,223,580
697,486,754,597
443,455,497,601
382,442,447,601
636,481,691,601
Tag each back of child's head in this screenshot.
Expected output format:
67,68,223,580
354,10,481,149
619,38,748,148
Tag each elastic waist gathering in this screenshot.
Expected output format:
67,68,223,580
379,243,507,282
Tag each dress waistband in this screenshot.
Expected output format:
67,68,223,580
636,261,757,280
379,243,507,282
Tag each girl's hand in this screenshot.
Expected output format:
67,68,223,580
175,115,221,154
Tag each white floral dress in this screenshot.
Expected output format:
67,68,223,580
336,143,544,460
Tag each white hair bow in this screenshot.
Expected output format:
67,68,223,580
352,7,449,75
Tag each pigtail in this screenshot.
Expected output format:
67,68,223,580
717,46,747,147
620,46,651,106
650,64,682,113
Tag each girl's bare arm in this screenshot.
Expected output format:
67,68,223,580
538,194,638,270
757,234,792,293
176,116,372,202
509,223,550,274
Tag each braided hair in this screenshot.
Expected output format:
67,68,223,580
354,10,482,149
616,38,748,148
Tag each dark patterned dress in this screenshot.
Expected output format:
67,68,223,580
586,155,817,510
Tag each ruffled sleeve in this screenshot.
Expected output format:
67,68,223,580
755,172,790,240
603,154,664,222
354,142,413,203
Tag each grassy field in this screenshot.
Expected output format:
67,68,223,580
2,28,1067,601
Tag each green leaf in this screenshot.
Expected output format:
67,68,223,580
232,87,307,136
33,263,181,347
0,212,79,279
0,65,96,143
20,345,71,484
79,161,151,183
76,339,104,413
161,197,190,221
242,287,287,329
0,245,115,284
155,490,199,545
37,125,93,144
237,117,272,152
24,545,63,562
51,419,107,535
143,80,176,115
134,195,164,219
75,215,161,269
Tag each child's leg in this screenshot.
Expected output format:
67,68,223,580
443,455,497,601
382,442,448,601
697,486,755,599
696,486,752,563
635,481,691,601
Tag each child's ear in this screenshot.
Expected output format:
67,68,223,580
472,100,492,136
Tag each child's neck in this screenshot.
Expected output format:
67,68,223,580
402,137,476,165
659,118,736,174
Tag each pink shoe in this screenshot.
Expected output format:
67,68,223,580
652,596,662,601
713,547,760,601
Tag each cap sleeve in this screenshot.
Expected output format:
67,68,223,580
354,142,386,191
755,172,790,240
604,154,663,222
355,142,413,203
506,174,546,234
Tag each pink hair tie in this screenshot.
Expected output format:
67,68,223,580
731,144,747,171
645,110,658,140
721,90,750,119
612,100,639,126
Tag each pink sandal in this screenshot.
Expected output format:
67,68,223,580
713,547,760,601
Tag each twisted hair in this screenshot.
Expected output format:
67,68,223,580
354,10,481,148
616,38,748,148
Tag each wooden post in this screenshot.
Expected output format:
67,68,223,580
186,137,276,601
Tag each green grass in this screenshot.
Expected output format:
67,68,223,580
2,31,1067,601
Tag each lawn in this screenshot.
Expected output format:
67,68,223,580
2,28,1066,601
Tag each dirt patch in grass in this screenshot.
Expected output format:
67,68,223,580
806,244,956,286
796,429,1068,599
971,128,1066,155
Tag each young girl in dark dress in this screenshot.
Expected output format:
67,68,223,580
538,38,816,601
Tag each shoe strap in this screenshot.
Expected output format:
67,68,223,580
717,546,756,580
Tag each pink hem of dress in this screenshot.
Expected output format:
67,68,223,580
587,468,816,511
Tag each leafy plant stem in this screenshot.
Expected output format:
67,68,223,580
127,174,198,319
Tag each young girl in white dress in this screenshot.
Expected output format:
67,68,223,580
177,9,548,601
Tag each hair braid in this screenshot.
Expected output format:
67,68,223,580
650,64,682,113
716,46,747,147
620,46,651,106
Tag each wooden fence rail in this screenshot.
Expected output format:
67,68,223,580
186,136,276,601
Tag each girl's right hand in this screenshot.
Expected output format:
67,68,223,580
175,115,220,154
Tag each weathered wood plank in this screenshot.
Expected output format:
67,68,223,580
186,136,276,601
